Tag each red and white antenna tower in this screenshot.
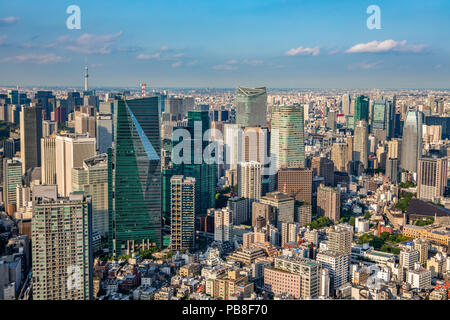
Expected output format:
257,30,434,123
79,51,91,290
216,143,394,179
140,83,147,97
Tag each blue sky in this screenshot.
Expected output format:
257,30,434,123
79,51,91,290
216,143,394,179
0,0,449,88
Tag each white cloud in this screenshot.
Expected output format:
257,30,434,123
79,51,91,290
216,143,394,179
64,32,123,54
0,16,20,26
1,53,69,64
160,45,169,51
137,53,161,60
285,46,320,56
345,39,427,53
171,61,182,68
242,59,264,65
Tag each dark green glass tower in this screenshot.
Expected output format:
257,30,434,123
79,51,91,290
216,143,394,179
163,111,216,220
109,97,162,257
354,95,369,125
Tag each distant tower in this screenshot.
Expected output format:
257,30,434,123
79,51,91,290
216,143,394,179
140,83,147,97
84,66,89,91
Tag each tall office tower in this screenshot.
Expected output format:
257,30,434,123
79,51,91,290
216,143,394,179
277,167,312,203
353,121,369,170
387,139,402,161
303,103,311,121
271,104,305,168
252,202,276,227
96,114,113,154
400,248,419,270
238,161,262,212
413,238,429,266
42,120,57,137
99,101,114,114
317,184,340,223
327,225,353,255
7,89,19,105
386,158,399,184
3,159,22,210
32,192,93,300
67,92,83,114
235,87,267,127
55,106,67,123
214,207,232,242
20,106,43,174
311,156,334,186
342,94,351,115
183,96,195,114
223,123,243,170
242,126,269,164
260,192,295,226
164,97,184,121
109,97,162,256
327,110,337,131
169,176,196,251
41,137,56,185
320,268,331,298
3,137,20,159
417,155,448,201
354,95,369,124
72,154,109,237
331,143,350,173
400,111,423,173
316,251,349,292
75,112,96,138
370,100,392,140
55,135,96,197
34,91,56,120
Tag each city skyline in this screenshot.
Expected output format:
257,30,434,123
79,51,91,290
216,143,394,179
0,0,449,88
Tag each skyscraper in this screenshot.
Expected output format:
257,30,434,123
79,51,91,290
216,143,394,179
20,106,43,174
400,111,423,173
238,161,262,204
32,192,93,300
235,87,267,127
3,159,22,210
271,104,305,168
96,114,113,154
214,207,233,242
170,176,196,251
41,137,56,185
277,167,312,204
317,184,340,223
353,120,369,170
354,95,369,125
417,155,448,201
109,97,162,256
72,154,109,237
55,135,96,197
341,94,351,115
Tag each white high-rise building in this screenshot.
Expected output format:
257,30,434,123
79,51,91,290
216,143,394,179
316,250,349,291
214,208,232,242
56,135,96,196
238,161,262,212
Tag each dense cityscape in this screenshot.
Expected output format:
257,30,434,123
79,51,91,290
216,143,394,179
0,79,449,301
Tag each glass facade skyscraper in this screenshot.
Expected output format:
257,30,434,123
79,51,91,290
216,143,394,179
400,111,423,173
163,111,217,219
270,104,305,169
108,97,162,257
354,95,369,126
235,87,268,127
